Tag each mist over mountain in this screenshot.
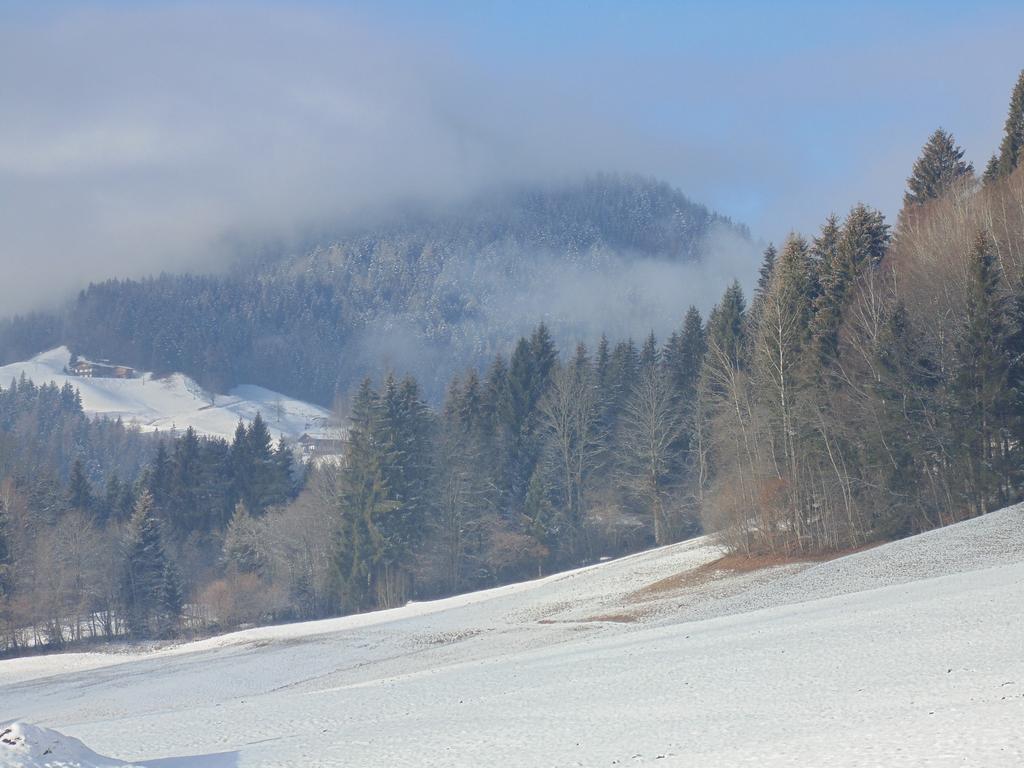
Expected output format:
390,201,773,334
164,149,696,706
0,174,757,404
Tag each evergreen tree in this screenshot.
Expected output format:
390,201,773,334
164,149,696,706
841,204,890,271
903,128,973,207
147,442,173,510
664,306,705,408
952,233,1012,515
102,474,123,524
812,207,888,367
229,419,250,508
333,380,398,612
706,281,747,370
121,489,176,638
748,243,777,325
68,458,93,513
223,501,263,574
1006,295,1024,491
640,332,659,371
595,335,611,391
524,468,556,557
983,154,1001,185
529,323,558,393
272,436,296,504
157,561,184,638
0,500,9,602
168,427,202,534
995,69,1024,178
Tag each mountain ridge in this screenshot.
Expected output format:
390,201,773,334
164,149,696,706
0,174,756,405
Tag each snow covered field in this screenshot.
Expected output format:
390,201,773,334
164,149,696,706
0,348,335,442
2,505,1023,767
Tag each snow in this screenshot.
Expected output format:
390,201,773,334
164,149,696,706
0,347,335,442
0,722,134,768
2,504,1022,767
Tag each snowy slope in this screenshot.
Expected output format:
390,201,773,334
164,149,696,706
2,505,1023,767
0,348,336,442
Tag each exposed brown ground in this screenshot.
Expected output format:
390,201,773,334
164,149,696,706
629,543,886,605
537,542,888,626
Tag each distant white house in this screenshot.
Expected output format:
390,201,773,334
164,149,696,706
297,433,346,459
69,356,136,380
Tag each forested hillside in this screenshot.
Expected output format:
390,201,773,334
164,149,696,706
1,72,1023,657
0,175,751,404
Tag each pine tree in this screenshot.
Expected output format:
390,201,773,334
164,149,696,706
102,474,123,524
706,280,747,370
333,379,401,611
995,70,1024,178
983,154,1000,185
1006,295,1024,491
812,207,889,367
749,244,777,325
0,499,9,602
121,489,175,638
169,427,201,534
595,335,611,390
529,323,557,394
952,233,1012,515
640,332,659,370
903,128,973,207
68,458,93,513
271,436,295,504
841,204,890,270
223,501,263,574
664,306,705,408
524,468,556,556
147,441,173,510
157,561,184,638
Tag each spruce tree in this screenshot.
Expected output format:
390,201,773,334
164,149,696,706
996,69,1024,178
333,379,400,611
169,427,201,534
121,489,175,638
0,501,9,602
68,458,93,513
664,306,705,408
903,128,973,207
223,501,262,574
952,233,1012,515
640,332,659,371
706,281,747,370
748,244,777,325
157,561,184,638
271,436,295,504
147,442,173,510
983,154,1000,185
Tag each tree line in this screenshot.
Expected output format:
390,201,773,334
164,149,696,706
0,390,297,652
2,71,1023,653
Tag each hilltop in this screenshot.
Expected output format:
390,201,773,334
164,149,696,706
0,175,755,404
0,347,335,443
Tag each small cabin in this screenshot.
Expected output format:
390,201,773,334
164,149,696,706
297,433,346,458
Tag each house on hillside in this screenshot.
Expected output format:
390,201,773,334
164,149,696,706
68,356,136,379
297,433,346,459
70,360,94,377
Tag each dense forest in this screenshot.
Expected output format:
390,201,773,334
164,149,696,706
1,71,1023,656
0,175,751,404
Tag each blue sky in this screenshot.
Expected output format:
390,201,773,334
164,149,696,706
1,1,1022,310
359,0,1023,230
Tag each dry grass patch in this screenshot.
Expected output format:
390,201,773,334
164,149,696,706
629,544,886,604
